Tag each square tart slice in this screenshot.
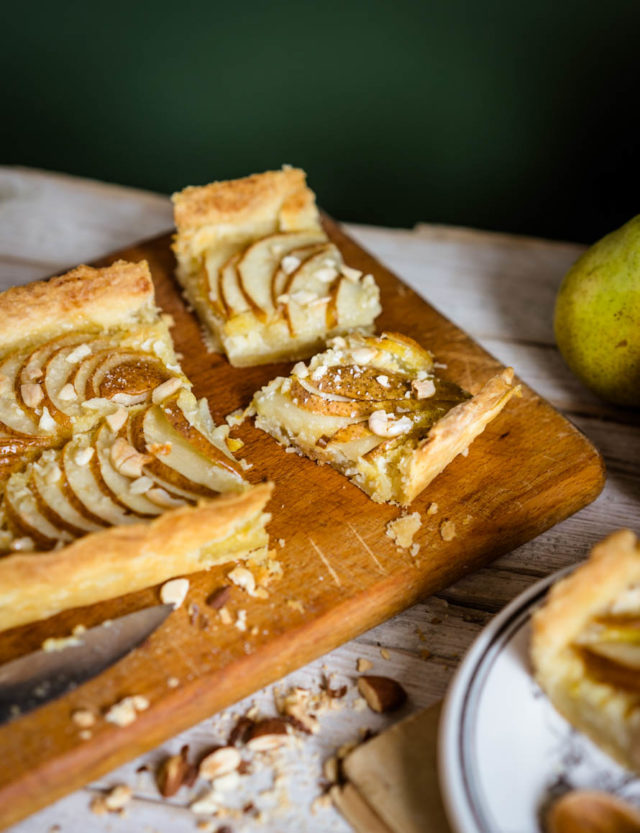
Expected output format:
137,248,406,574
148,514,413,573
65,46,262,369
172,167,381,366
0,261,272,633
251,331,518,505
532,530,640,773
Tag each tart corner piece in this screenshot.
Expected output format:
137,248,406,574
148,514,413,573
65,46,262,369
171,167,381,366
251,331,519,505
531,530,640,773
0,261,273,632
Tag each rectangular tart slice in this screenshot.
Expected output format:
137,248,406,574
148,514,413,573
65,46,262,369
172,167,381,366
532,530,640,774
0,261,271,632
251,331,518,505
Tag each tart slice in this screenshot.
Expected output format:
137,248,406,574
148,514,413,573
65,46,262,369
531,530,640,773
172,167,381,366
251,331,518,505
0,261,272,632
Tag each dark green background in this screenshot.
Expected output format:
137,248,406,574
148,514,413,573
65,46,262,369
2,1,638,242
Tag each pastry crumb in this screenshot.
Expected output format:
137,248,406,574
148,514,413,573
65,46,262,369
385,512,422,549
427,502,438,515
71,708,96,728
356,657,373,672
380,647,391,660
105,695,149,727
440,520,456,541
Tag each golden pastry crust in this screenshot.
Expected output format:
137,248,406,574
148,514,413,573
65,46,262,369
0,261,156,352
404,368,517,504
172,167,318,235
531,530,640,772
0,482,272,633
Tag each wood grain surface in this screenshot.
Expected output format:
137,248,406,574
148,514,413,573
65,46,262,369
0,217,604,830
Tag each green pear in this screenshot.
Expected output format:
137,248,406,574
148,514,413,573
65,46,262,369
554,215,640,407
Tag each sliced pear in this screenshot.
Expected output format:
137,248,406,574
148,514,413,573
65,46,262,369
313,365,410,401
203,240,247,318
4,469,70,549
255,386,354,447
271,243,328,307
290,379,376,419
325,421,382,459
219,253,251,318
0,351,44,436
94,423,162,516
238,230,327,320
61,434,135,527
142,405,246,494
585,640,640,671
333,276,378,330
161,397,242,476
88,352,171,403
30,450,102,536
18,335,86,421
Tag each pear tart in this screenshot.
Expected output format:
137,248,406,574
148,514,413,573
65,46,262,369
0,261,271,633
532,530,640,773
172,167,381,366
251,331,518,505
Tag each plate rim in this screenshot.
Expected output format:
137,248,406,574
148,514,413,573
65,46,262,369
438,564,576,833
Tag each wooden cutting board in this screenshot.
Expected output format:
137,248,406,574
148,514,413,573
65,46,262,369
0,218,604,829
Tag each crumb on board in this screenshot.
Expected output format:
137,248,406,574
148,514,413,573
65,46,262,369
439,520,456,542
104,695,149,727
427,502,438,515
90,784,132,815
356,657,373,673
385,511,422,549
379,647,391,660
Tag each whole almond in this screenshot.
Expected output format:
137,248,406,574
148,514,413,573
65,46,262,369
357,676,407,713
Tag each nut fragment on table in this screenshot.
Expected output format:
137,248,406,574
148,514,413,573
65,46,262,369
156,745,197,797
198,745,241,781
357,675,407,713
246,717,292,751
90,784,132,815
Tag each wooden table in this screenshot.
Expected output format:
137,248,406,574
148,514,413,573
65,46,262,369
1,167,637,833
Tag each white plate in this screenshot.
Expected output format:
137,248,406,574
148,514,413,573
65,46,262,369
439,567,640,833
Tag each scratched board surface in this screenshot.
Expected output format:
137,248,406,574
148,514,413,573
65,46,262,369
0,218,604,829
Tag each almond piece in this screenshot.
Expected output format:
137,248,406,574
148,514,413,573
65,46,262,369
198,745,241,781
20,383,43,408
245,718,291,751
110,437,151,478
357,676,407,713
227,566,256,596
106,406,128,432
156,745,197,797
206,586,231,610
160,578,189,609
152,377,183,404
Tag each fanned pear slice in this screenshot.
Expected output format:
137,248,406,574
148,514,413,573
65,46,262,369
30,449,102,536
62,434,136,527
93,422,164,517
4,469,72,551
238,230,326,319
